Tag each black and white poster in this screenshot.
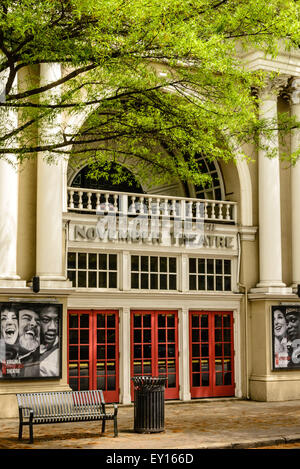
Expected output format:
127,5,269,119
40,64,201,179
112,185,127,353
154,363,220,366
0,302,62,379
272,305,300,369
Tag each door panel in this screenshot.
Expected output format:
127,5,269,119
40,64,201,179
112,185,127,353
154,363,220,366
190,311,235,398
68,310,119,402
131,310,179,400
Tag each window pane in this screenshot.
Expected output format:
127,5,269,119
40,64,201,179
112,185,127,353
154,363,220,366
99,271,107,288
169,275,177,290
189,275,196,290
160,274,167,289
69,314,78,329
109,254,117,270
207,259,214,274
198,258,205,273
141,256,149,271
160,257,167,272
78,253,87,269
88,253,97,270
131,273,139,289
141,273,148,289
207,275,214,290
150,256,158,272
224,260,231,274
99,254,107,270
189,258,196,273
169,258,177,273
88,271,97,288
80,314,89,328
150,273,158,289
78,271,86,287
109,272,117,288
131,256,139,271
216,259,223,274
68,252,76,269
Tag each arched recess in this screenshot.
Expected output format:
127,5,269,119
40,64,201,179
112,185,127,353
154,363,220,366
63,106,253,226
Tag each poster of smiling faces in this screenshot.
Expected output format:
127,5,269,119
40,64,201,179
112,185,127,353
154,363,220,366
272,305,300,369
0,302,62,379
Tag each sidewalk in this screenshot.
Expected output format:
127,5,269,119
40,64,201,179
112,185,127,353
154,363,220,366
1,398,300,450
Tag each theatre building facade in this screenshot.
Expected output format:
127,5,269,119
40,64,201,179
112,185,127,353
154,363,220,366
1,49,300,418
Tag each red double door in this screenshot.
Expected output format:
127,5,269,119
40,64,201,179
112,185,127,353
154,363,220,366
189,311,235,398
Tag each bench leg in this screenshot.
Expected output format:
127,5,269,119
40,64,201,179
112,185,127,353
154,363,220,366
102,419,106,434
29,414,34,444
114,416,118,437
18,421,23,440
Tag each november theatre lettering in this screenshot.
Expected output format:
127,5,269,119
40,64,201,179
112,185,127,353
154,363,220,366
71,224,235,250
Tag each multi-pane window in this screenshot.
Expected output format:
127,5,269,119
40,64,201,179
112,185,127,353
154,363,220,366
67,252,118,288
189,258,231,292
131,255,177,290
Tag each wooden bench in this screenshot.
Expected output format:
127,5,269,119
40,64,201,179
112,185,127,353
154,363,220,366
16,390,118,443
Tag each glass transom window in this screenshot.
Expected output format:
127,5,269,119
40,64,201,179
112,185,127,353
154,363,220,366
131,255,177,290
189,258,231,291
68,252,118,288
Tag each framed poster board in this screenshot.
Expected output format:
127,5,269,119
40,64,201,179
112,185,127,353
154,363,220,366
0,302,62,379
272,305,300,370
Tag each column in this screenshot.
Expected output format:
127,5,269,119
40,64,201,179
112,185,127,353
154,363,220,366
0,70,25,287
290,78,300,290
254,76,290,293
178,307,191,401
36,63,71,288
119,307,131,404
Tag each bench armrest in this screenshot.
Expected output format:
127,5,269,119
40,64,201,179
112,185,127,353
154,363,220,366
18,406,34,419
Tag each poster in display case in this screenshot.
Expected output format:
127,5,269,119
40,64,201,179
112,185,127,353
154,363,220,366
272,305,300,370
0,302,62,379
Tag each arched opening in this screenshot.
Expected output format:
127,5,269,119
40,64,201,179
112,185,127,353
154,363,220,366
70,161,144,194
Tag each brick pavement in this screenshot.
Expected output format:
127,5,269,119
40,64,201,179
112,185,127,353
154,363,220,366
1,398,300,450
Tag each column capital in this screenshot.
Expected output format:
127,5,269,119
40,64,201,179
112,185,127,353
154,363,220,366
258,74,290,100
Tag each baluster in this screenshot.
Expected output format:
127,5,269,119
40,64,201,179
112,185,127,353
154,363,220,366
180,200,186,220
130,196,136,214
95,193,101,212
163,199,168,217
87,192,92,211
196,201,203,220
69,190,74,209
204,201,208,220
211,202,216,219
188,201,193,218
171,200,177,217
78,191,83,210
226,204,231,221
218,203,223,220
140,196,145,214
104,193,109,211
148,197,152,216
156,198,161,217
114,194,118,212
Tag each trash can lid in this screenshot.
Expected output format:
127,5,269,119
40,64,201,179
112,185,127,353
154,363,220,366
132,376,167,390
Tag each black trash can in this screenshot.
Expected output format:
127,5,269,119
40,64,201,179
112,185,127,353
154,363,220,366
132,376,167,433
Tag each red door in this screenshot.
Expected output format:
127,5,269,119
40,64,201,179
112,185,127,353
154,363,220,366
131,310,179,400
68,310,119,403
190,311,235,398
